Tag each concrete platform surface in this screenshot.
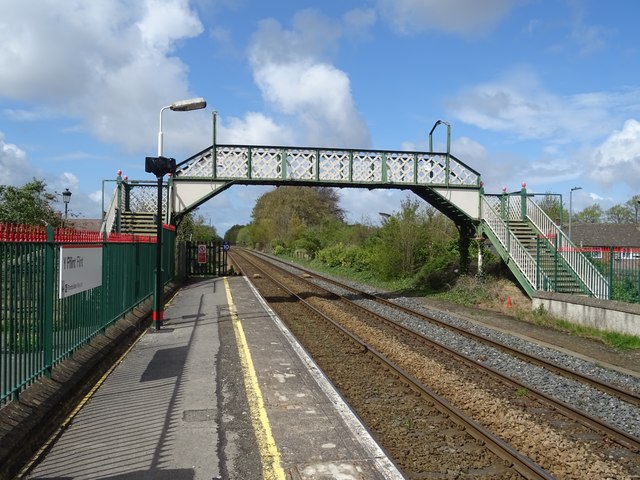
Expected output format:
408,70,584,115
26,276,404,480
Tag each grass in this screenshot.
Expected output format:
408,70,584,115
528,306,640,351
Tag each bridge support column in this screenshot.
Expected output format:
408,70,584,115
458,228,471,275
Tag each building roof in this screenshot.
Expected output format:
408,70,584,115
568,223,640,248
68,218,102,232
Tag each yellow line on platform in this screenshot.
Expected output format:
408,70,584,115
224,277,285,480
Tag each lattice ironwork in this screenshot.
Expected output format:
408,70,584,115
251,147,281,179
176,145,481,187
127,184,167,213
286,149,316,180
318,150,350,181
179,151,213,177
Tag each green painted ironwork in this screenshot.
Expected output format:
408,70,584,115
0,224,178,406
185,241,228,276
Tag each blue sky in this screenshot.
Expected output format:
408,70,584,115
1,0,640,234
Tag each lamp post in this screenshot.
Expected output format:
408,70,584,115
150,97,206,330
635,199,640,224
569,186,582,242
62,188,72,226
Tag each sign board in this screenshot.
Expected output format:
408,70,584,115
197,244,207,264
59,245,103,299
222,241,230,252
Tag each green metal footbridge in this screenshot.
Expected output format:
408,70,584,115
101,121,608,300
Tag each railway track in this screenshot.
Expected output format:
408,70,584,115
230,249,640,479
257,250,640,408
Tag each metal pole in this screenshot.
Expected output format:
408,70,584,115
569,190,572,241
154,175,164,329
158,105,170,157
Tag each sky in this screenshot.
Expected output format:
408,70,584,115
1,0,640,235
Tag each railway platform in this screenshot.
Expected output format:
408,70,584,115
25,276,404,480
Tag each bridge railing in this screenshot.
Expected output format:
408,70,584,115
525,198,609,299
176,145,481,187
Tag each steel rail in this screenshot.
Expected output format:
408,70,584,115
252,250,640,407
231,250,554,480
239,249,640,453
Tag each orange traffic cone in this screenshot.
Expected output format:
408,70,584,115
506,296,512,308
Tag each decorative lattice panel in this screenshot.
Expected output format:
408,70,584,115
250,147,281,179
318,150,350,181
449,158,480,185
128,184,167,213
179,151,213,177
417,155,446,184
286,149,316,180
352,152,382,182
215,147,250,178
386,152,417,183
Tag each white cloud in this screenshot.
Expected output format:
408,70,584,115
447,68,640,144
376,0,520,36
248,11,371,148
338,188,408,224
0,0,208,155
342,9,377,39
220,112,294,145
0,132,39,186
588,119,640,188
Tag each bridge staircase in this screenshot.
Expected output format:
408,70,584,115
479,190,608,299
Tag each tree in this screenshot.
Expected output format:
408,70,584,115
177,211,219,242
0,179,62,226
605,204,634,224
537,193,566,224
224,224,245,244
626,195,640,223
250,186,344,250
573,204,603,223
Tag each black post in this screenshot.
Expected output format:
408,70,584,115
154,175,164,329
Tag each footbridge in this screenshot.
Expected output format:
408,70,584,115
101,126,608,301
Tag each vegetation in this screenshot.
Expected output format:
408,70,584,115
0,179,64,226
223,187,640,352
177,212,220,242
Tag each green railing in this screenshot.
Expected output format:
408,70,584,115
573,246,640,304
1,223,176,405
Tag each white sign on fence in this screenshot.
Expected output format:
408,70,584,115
59,245,103,299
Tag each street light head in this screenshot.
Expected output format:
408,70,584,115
571,186,582,192
170,97,207,112
62,188,72,205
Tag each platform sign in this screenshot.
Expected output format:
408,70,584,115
222,241,230,252
59,245,103,299
197,244,207,264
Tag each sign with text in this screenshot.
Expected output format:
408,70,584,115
197,244,207,264
59,245,103,299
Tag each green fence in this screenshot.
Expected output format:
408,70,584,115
538,242,640,303
582,247,640,304
1,223,176,405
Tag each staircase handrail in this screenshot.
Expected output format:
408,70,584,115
100,181,120,234
525,198,608,298
480,196,550,291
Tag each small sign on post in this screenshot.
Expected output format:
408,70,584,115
197,244,207,264
59,245,103,299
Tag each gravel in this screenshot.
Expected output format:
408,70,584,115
267,257,640,440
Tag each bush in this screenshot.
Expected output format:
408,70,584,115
316,243,372,271
273,245,287,256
